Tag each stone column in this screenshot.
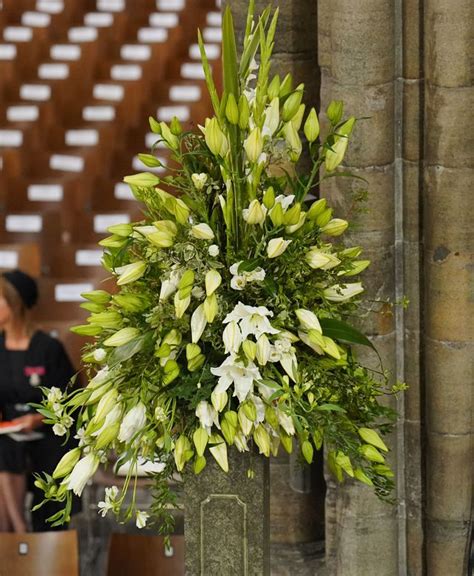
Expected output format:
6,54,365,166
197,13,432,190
318,1,399,574
184,449,270,575
402,0,424,574
423,1,474,574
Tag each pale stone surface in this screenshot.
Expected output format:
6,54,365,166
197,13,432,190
184,449,270,576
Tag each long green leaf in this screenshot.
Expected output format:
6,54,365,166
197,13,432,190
222,6,239,96
320,318,375,350
197,30,221,119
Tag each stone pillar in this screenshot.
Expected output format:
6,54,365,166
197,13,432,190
184,449,270,575
423,1,474,574
402,0,424,574
318,1,399,574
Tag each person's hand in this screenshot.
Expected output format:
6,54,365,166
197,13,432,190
12,414,44,432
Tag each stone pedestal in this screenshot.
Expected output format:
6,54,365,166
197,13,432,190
184,449,270,576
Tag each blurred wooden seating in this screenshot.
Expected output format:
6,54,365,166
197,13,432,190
0,530,79,576
0,243,41,275
106,533,184,576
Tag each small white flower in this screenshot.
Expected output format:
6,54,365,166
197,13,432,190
53,423,66,437
93,348,107,362
191,172,208,191
52,402,63,416
208,244,219,257
74,427,87,447
118,403,147,443
211,355,262,403
47,387,63,404
230,274,247,291
136,510,149,529
247,267,266,282
195,400,219,434
224,302,280,340
274,194,295,211
98,485,119,517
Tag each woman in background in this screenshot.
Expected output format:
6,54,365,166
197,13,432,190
0,269,76,532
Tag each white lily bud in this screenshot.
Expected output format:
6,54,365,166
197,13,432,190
203,293,218,322
223,321,242,354
325,117,356,171
94,388,119,423
263,97,280,137
211,390,228,413
295,309,322,332
256,334,271,365
267,237,292,258
305,248,334,269
209,442,229,472
283,121,302,162
304,107,320,143
320,218,349,236
65,453,99,496
53,448,82,479
205,269,222,296
324,282,364,302
103,327,140,347
191,223,215,240
116,261,146,285
244,127,263,164
191,304,207,343
118,402,146,443
204,117,225,157
243,199,267,225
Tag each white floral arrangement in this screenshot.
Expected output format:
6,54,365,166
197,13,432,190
34,4,397,530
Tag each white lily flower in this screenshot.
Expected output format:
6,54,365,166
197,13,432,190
211,356,262,403
65,453,99,497
274,194,295,211
263,97,280,137
222,321,242,354
324,282,364,302
234,431,249,452
230,274,247,291
267,237,292,258
136,510,149,529
224,302,280,340
195,400,219,434
191,304,207,343
242,199,267,225
277,411,295,435
118,402,146,443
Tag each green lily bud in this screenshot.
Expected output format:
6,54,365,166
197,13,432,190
70,324,103,336
123,172,160,188
341,260,371,277
291,103,305,131
107,223,132,237
179,269,195,292
301,439,314,464
335,451,354,477
237,408,253,435
193,427,208,457
267,75,281,99
174,293,191,319
244,127,263,163
99,235,128,249
34,477,48,492
339,246,363,258
359,444,385,463
163,359,180,385
253,425,271,457
282,89,303,122
238,95,250,129
326,100,344,124
160,121,179,149
308,329,325,348
321,218,349,237
80,302,105,314
242,400,257,422
358,428,389,452
88,311,122,329
93,388,119,422
203,293,218,322
113,293,149,312
205,117,226,156
304,107,320,143
149,116,161,134
325,116,356,172
103,327,140,347
138,153,163,169
264,406,279,430
163,329,182,347
322,336,341,359
186,343,201,361
279,73,293,98
174,434,192,472
155,342,171,358
188,354,205,372
209,442,228,472
283,203,301,226
307,198,327,220
52,448,82,479
280,431,293,454
147,230,174,248
82,290,111,305
225,93,239,125
211,390,228,413
205,269,222,296
315,207,333,228
191,223,215,240
373,464,394,478
221,419,236,445
354,468,374,486
224,410,238,429
116,261,147,285
194,455,207,474
95,422,120,450
242,339,257,361
283,121,302,162
170,115,182,135
263,186,275,209
269,202,284,226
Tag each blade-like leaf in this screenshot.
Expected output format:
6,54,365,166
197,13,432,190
197,30,221,119
222,6,239,96
320,318,375,350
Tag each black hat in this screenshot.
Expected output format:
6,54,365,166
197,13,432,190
2,269,39,309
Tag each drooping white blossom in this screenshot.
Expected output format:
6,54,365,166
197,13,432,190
211,356,262,403
118,402,147,443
